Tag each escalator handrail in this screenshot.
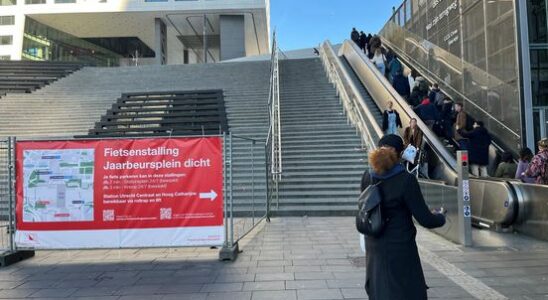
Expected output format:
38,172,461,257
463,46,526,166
339,40,457,171
380,37,511,161
319,40,383,150
320,40,454,191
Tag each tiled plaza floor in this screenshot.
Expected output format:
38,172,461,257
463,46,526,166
0,217,547,299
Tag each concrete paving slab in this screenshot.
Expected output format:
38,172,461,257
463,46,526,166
0,217,547,299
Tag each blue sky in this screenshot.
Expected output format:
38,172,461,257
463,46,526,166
271,0,403,50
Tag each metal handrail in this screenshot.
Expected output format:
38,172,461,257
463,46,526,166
265,31,282,213
266,31,282,182
319,40,381,152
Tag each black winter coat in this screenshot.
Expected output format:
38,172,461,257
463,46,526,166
414,103,439,122
393,75,411,98
408,88,423,107
361,168,445,300
458,127,492,165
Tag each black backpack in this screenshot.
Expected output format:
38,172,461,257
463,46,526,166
356,175,387,237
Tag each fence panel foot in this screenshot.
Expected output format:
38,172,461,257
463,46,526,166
219,243,239,261
0,250,34,268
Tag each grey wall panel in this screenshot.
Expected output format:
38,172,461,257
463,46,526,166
220,15,246,61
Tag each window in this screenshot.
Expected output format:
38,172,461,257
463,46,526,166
0,16,15,26
0,35,12,45
55,0,76,3
0,55,9,60
25,0,46,4
0,0,16,5
527,0,548,43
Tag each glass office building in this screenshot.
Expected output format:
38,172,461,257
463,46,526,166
22,18,121,66
527,0,548,148
381,0,547,152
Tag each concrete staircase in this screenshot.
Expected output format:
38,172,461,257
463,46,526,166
0,62,271,217
275,58,367,216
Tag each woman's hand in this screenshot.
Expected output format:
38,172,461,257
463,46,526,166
431,207,447,215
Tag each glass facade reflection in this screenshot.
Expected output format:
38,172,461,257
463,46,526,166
0,0,16,5
381,0,523,152
22,17,121,66
527,0,548,144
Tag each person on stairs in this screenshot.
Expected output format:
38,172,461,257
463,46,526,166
351,28,360,45
495,152,518,179
457,121,491,177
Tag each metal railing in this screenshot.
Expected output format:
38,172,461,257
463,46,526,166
319,40,382,151
223,134,269,251
418,179,461,244
266,31,282,211
0,138,14,255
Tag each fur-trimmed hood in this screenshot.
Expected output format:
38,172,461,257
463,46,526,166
369,147,404,177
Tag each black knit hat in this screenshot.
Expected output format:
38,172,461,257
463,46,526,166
378,134,404,153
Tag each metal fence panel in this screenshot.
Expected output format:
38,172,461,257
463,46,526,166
0,138,13,254
225,135,268,247
419,180,461,244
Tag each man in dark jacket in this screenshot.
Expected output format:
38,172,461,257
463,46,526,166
408,85,422,107
366,34,373,54
351,28,359,45
360,135,446,300
392,70,410,99
359,31,367,53
458,121,491,177
440,98,455,143
414,97,439,129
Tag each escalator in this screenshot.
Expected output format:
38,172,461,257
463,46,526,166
322,40,548,241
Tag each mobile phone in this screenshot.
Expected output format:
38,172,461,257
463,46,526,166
434,207,447,215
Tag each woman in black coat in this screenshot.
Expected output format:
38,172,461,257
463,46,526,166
360,135,446,300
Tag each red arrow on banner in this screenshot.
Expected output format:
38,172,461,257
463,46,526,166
199,190,218,201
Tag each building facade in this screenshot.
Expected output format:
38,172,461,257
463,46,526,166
0,0,270,66
382,0,547,152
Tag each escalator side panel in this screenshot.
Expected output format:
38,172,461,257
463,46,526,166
338,40,519,231
338,41,458,185
511,183,548,241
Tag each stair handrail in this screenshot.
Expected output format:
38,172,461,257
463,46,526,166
319,40,382,152
266,31,282,183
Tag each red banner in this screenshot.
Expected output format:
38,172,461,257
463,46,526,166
15,137,224,248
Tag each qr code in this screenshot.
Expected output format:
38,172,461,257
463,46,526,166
103,210,114,221
160,208,172,220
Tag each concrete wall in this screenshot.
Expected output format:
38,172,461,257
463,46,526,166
220,15,246,61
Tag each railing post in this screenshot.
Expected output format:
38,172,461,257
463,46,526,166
265,144,271,222
229,134,234,248
251,140,255,227
219,133,239,261
7,137,14,253
0,136,35,267
222,133,228,248
457,151,473,247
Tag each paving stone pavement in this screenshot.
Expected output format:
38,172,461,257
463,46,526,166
0,217,547,299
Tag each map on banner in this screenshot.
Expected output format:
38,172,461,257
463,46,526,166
22,149,95,223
